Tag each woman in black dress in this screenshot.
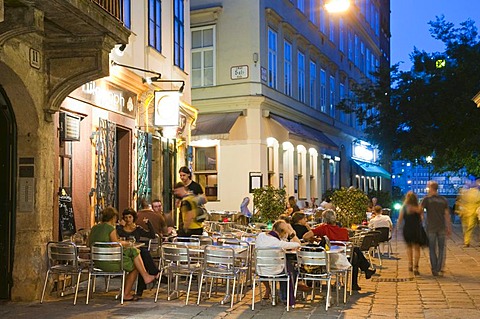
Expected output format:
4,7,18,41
397,191,424,275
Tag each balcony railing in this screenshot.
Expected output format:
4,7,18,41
91,0,123,21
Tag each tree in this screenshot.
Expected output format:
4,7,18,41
339,16,480,175
252,186,286,223
331,187,369,227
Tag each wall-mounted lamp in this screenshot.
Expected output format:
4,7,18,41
253,52,259,66
111,60,162,80
114,44,127,56
143,78,185,94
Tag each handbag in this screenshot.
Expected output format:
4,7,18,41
195,206,209,223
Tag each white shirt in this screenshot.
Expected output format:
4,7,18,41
255,232,300,274
368,214,393,230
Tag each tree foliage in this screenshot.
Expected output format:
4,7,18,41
252,186,286,223
331,187,369,227
339,16,480,176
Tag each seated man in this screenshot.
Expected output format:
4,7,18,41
312,209,376,291
368,205,393,232
255,220,311,306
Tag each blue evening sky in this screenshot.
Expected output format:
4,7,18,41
391,0,480,71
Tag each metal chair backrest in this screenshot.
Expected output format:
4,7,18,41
173,237,201,246
358,233,376,251
254,247,287,276
91,242,123,272
367,230,381,247
375,227,391,242
47,241,79,269
162,244,193,269
203,245,236,270
191,235,214,246
297,246,329,270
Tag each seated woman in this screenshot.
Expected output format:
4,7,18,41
312,209,376,291
117,207,158,296
88,207,156,301
291,212,315,242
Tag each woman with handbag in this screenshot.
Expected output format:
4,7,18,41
397,191,426,276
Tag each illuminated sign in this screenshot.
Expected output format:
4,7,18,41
154,91,180,127
71,80,136,117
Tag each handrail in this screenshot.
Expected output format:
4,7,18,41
91,0,123,20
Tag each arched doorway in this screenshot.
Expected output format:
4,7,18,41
0,86,16,299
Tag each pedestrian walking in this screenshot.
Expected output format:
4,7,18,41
456,180,480,247
397,191,426,275
421,181,451,276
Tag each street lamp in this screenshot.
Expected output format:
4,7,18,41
425,156,433,193
325,0,350,13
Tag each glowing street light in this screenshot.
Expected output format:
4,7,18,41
325,0,350,13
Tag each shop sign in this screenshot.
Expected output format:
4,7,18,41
353,142,374,162
154,91,180,127
71,80,136,118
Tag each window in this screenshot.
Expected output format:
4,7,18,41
297,0,305,13
284,41,292,96
319,1,327,34
173,0,184,70
195,147,217,201
354,34,359,67
320,69,327,113
329,19,335,43
348,29,353,60
339,82,346,122
329,75,335,117
192,26,215,87
339,18,345,52
268,28,278,89
121,0,131,29
309,60,317,109
309,0,317,24
298,51,305,103
148,0,161,52
360,41,365,72
366,47,371,77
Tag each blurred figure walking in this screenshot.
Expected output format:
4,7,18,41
456,180,480,247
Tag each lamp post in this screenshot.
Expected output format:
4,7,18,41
425,156,433,194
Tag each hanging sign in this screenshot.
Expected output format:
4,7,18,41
154,91,180,127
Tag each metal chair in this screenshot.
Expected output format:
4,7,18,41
86,242,125,304
197,245,242,309
252,247,292,312
217,238,250,299
41,241,87,305
172,236,201,246
295,246,332,311
375,227,393,258
366,230,382,266
154,244,202,304
329,241,353,304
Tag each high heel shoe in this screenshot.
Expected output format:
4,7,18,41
413,266,420,276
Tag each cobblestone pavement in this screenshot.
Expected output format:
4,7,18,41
1,223,480,319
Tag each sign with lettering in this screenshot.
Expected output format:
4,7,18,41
231,65,249,80
71,80,137,118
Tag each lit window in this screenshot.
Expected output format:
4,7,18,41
284,41,292,96
309,60,317,109
148,0,162,52
173,0,184,69
298,51,306,102
195,146,218,201
268,28,278,89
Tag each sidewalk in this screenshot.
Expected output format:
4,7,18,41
1,223,479,319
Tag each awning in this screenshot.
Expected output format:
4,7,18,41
352,159,391,179
192,112,241,137
270,114,338,149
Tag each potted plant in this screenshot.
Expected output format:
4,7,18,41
252,186,287,224
331,187,369,227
